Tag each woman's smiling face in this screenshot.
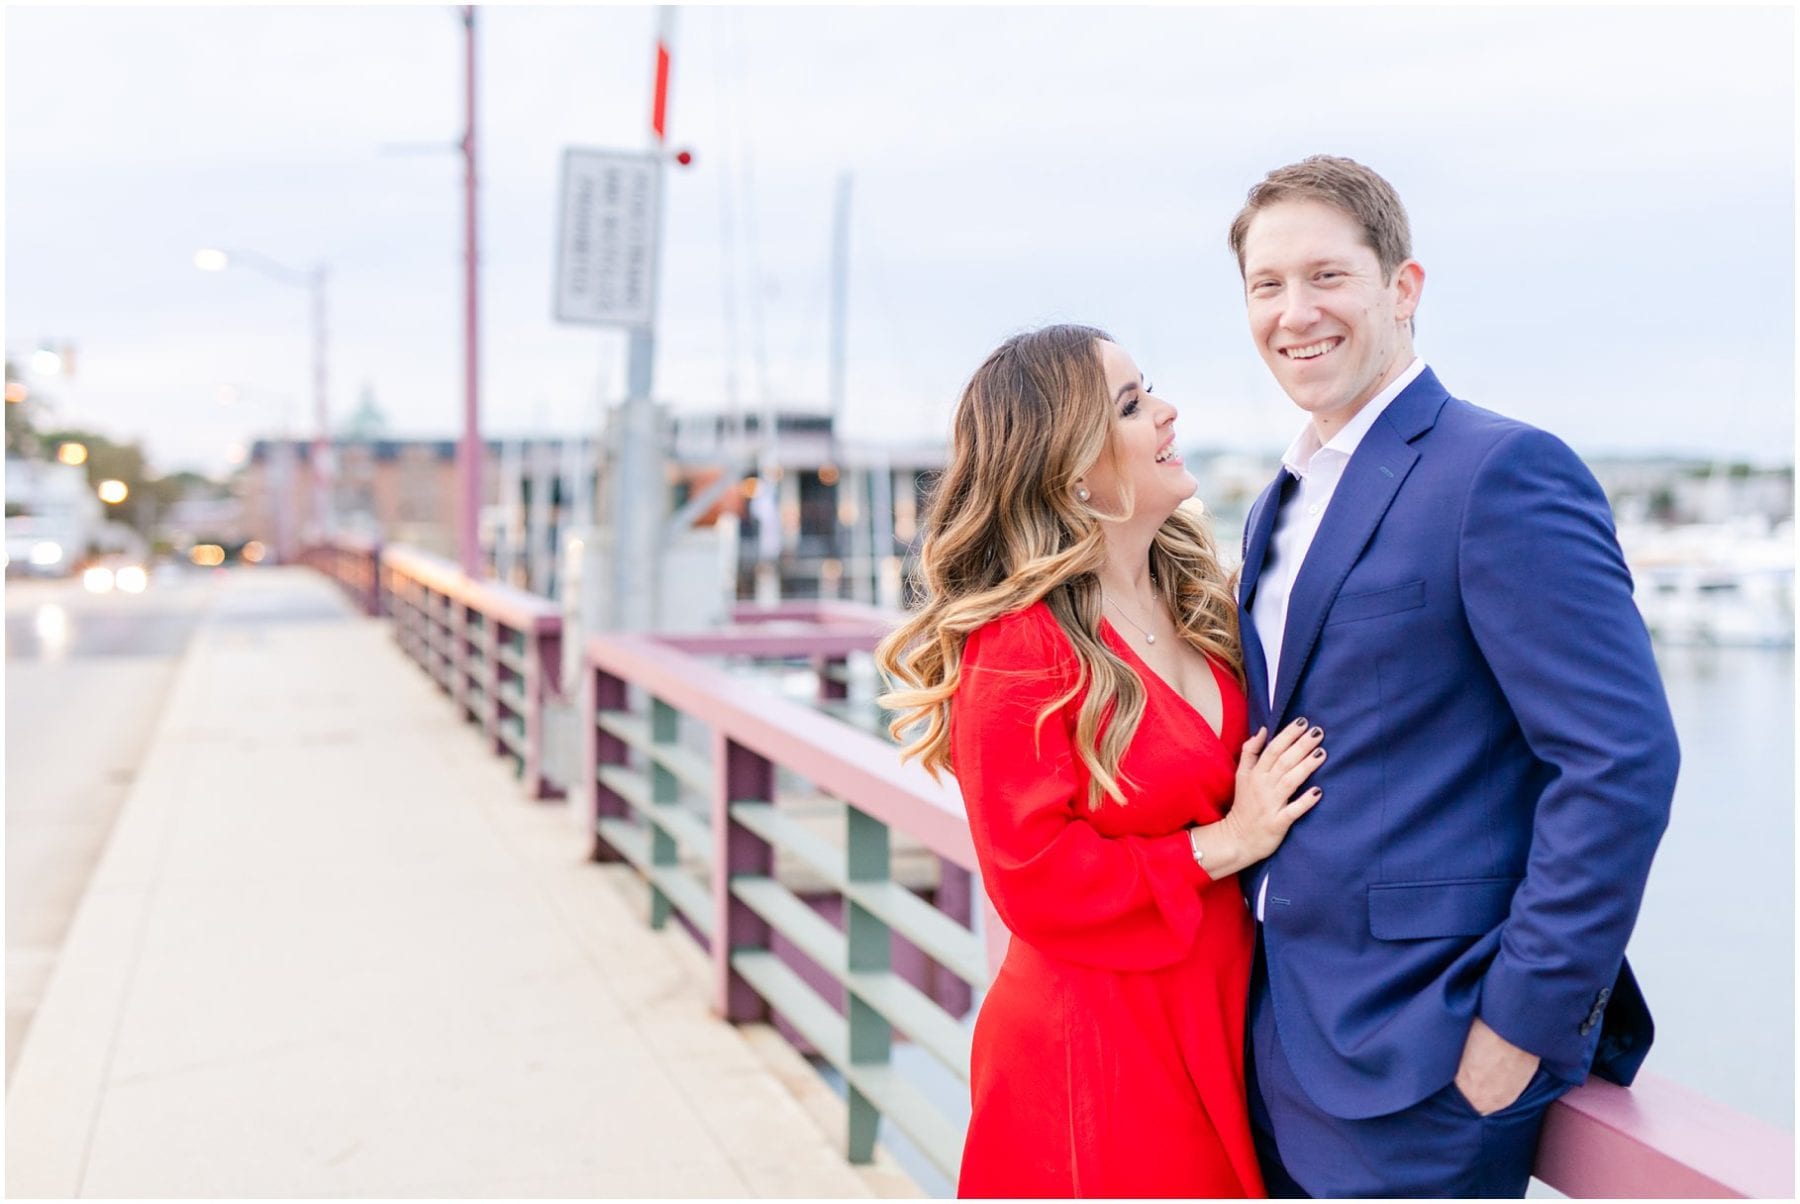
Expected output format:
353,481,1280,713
1079,339,1196,522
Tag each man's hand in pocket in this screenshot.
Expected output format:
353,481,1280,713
1454,1017,1540,1116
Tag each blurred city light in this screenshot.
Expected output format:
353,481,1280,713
30,348,63,376
33,604,69,659
241,541,267,564
4,382,26,404
817,463,840,486
56,442,88,466
29,541,64,568
190,544,227,567
115,565,149,593
193,248,230,272
83,566,115,594
224,442,249,467
97,479,129,504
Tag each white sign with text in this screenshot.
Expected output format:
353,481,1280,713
554,149,660,328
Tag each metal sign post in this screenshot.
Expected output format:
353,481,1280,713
552,8,679,637
553,147,666,634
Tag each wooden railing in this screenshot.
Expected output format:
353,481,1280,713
304,543,1794,1198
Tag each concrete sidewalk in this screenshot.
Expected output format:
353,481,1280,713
6,569,917,1198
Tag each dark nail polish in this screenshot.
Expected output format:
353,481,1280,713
1293,717,1308,728
1309,727,1323,739
1312,749,1325,758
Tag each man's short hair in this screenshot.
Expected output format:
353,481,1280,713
1228,155,1413,281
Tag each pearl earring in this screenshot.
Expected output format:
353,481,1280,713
1077,487,1090,502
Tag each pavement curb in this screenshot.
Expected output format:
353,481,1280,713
6,582,219,1196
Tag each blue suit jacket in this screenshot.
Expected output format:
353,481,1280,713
1238,367,1678,1120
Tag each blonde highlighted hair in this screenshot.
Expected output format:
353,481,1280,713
874,324,1241,809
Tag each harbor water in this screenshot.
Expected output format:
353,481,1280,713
1626,643,1794,1130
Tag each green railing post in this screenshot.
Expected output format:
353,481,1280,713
647,698,681,929
422,589,435,675
432,591,451,693
451,601,472,718
481,614,502,753
441,594,457,693
529,625,563,800
415,585,431,671
845,804,893,1163
464,610,486,726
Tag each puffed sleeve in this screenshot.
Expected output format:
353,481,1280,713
950,605,1213,971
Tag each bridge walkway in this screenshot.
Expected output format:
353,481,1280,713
6,568,917,1198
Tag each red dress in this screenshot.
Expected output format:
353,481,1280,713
951,601,1263,1199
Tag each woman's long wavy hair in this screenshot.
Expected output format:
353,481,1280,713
874,324,1242,809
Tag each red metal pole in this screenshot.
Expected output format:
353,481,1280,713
458,5,482,577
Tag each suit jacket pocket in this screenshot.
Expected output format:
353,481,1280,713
1368,876,1520,941
1325,578,1426,625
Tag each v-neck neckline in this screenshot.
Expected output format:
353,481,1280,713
1099,617,1230,743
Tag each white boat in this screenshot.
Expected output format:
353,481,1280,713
1623,518,1795,647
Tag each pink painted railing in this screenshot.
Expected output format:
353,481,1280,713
313,561,1792,1197
579,612,980,1176
297,534,382,616
376,544,563,799
1538,1071,1792,1198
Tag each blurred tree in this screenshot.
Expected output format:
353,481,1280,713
156,469,231,501
5,358,45,458
38,427,152,530
10,387,228,544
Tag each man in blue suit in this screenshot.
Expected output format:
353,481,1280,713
1227,156,1679,1197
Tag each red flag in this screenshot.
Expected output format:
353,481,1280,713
652,42,670,144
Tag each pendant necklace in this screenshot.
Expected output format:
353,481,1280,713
1105,594,1161,645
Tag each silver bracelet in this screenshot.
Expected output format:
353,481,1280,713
1188,825,1206,868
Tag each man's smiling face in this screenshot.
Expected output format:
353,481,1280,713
1240,198,1423,437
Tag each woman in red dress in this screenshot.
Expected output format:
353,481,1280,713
877,326,1327,1198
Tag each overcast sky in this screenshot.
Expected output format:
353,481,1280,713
5,4,1795,476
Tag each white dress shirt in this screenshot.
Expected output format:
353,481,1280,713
1249,357,1424,920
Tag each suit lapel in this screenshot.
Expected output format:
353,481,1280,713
1237,472,1288,721
1238,471,1288,611
1269,371,1448,722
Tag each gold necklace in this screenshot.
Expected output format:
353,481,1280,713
1104,593,1162,645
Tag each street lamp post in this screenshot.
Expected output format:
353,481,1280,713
194,247,332,550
